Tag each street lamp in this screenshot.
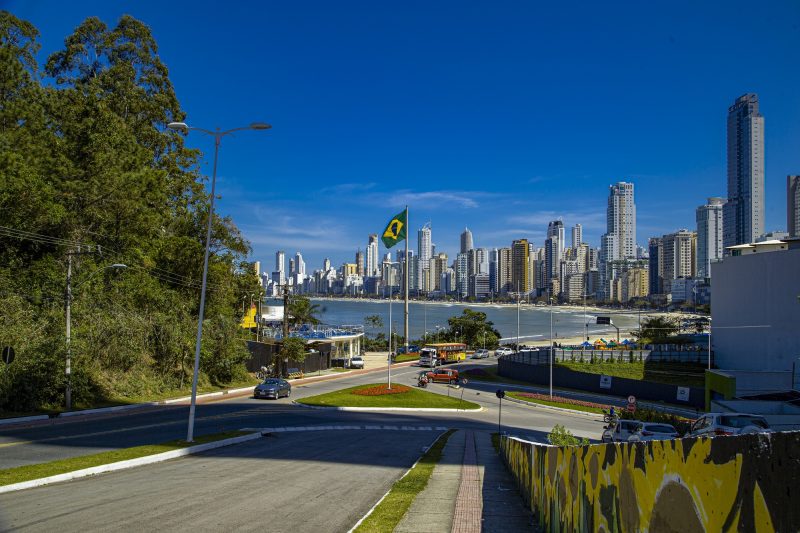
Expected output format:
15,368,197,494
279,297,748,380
168,120,271,442
549,297,554,399
65,263,127,410
706,317,712,370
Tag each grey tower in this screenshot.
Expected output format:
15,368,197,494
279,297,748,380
788,175,800,238
460,228,474,254
723,93,764,249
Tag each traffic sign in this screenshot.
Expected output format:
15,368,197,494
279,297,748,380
627,395,636,404
496,389,505,399
627,403,636,412
461,378,469,385
2,346,14,365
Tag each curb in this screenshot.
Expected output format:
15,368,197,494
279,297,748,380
348,429,451,533
502,395,602,420
243,425,450,433
292,402,484,413
0,432,263,494
0,415,50,426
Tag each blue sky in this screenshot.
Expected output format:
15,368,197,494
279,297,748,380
7,0,800,272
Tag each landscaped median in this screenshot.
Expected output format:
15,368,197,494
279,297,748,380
506,391,610,415
0,430,255,493
296,383,481,410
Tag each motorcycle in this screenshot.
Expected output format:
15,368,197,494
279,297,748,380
417,375,429,388
602,409,619,424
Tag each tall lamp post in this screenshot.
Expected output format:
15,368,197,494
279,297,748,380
168,120,271,442
65,262,127,410
549,297,554,398
706,317,712,370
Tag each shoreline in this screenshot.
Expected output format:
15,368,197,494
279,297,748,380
307,296,705,322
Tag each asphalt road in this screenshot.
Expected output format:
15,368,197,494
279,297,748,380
0,430,439,532
0,360,607,470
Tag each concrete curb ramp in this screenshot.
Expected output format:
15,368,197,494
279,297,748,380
0,432,263,495
292,401,484,412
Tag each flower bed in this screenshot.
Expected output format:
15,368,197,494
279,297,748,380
352,384,411,396
515,392,611,411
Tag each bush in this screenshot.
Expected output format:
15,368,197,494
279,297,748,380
619,407,693,435
547,424,589,446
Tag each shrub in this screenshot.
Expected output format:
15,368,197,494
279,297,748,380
516,392,611,411
548,424,589,446
619,407,693,435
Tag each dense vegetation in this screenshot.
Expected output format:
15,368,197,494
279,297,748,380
0,12,261,412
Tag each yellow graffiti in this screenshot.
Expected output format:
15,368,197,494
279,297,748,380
500,434,789,532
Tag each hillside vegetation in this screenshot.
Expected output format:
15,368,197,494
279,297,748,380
0,12,260,412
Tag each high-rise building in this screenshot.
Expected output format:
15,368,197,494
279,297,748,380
294,252,306,276
511,239,530,293
659,230,695,287
323,258,331,271
723,93,765,249
571,224,582,249
456,253,469,297
599,182,636,299
460,228,474,254
648,237,661,295
696,197,724,278
547,220,565,253
497,247,513,294
788,175,800,238
275,251,285,279
488,248,499,295
367,235,379,276
417,224,432,291
544,234,561,293
355,250,365,277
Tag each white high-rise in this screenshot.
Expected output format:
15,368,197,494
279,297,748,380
366,234,379,276
294,252,306,276
599,182,636,299
417,224,432,291
572,224,582,249
724,93,764,249
696,197,724,278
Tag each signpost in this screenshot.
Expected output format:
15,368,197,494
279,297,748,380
1,346,14,365
459,378,469,407
627,395,637,412
496,389,505,435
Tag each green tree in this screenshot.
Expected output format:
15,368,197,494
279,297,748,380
364,314,383,331
281,337,308,365
547,424,589,446
288,296,321,326
445,309,501,349
634,316,680,344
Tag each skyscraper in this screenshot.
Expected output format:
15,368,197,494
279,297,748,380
355,250,365,277
696,197,724,278
367,234,379,277
724,93,765,248
511,239,530,293
788,175,800,238
572,224,582,249
417,224,432,291
276,251,285,277
599,182,636,299
547,220,565,253
460,228,474,254
294,252,306,276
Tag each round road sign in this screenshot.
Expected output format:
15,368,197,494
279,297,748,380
461,378,469,385
627,395,636,404
496,389,505,399
2,346,14,365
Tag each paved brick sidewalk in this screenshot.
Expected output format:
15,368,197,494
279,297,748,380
451,430,481,533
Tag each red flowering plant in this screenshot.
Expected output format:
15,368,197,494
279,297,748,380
515,392,610,410
352,384,412,396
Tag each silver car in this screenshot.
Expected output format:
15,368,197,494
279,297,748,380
471,349,490,359
254,378,291,400
627,423,679,442
688,413,771,437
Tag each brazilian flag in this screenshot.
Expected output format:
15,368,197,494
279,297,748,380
381,209,407,248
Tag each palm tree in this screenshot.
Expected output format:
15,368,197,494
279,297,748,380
288,296,321,326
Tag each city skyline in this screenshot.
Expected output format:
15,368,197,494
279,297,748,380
9,1,800,269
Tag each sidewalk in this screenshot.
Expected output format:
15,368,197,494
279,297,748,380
395,430,535,533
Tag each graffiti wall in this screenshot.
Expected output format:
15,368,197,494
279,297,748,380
500,431,799,532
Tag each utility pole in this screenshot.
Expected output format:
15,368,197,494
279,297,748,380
65,253,73,411
281,284,290,377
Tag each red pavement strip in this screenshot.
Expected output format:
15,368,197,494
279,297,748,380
451,430,482,533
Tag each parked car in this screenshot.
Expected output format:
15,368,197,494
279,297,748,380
254,378,291,400
627,422,679,442
471,349,490,359
426,368,460,384
601,419,643,443
688,413,771,437
495,347,514,357
349,356,365,369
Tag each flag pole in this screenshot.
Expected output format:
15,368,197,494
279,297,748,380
404,205,409,351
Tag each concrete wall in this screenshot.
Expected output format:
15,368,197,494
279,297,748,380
500,432,800,532
711,248,800,372
499,358,705,408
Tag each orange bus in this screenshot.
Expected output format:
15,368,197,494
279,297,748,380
420,343,467,365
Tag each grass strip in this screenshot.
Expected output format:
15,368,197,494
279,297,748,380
0,430,248,487
506,392,606,414
354,429,456,532
297,383,480,410
555,361,705,387
394,354,420,363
